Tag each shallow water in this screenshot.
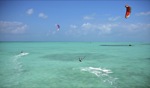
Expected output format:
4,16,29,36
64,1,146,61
0,42,150,88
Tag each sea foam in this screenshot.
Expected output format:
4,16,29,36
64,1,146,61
80,67,118,88
15,52,29,58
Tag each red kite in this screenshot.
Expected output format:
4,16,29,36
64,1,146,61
125,5,131,19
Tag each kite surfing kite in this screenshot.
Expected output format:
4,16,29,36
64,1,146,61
56,24,60,31
125,4,131,19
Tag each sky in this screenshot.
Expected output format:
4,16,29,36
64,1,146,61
0,0,150,42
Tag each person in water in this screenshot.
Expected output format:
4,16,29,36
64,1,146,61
79,57,82,62
79,56,86,62
20,51,23,53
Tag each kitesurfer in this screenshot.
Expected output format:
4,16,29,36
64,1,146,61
20,51,23,53
79,56,86,62
79,57,82,62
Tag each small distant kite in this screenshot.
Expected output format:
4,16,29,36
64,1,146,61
56,24,60,31
125,5,131,19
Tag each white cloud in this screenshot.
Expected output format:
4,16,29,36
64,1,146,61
81,23,118,33
39,13,48,19
81,23,93,29
83,16,94,20
65,23,118,37
66,22,150,37
70,24,78,29
136,11,150,16
98,24,118,33
26,8,34,15
121,23,150,31
0,21,28,34
108,16,120,21
83,14,96,20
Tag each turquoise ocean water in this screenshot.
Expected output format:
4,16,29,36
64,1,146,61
0,42,150,88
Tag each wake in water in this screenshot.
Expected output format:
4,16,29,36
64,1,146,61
9,52,29,86
13,52,29,71
15,52,29,58
80,67,118,88
13,52,29,72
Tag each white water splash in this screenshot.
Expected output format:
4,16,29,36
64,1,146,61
80,67,112,77
15,52,29,58
80,67,118,88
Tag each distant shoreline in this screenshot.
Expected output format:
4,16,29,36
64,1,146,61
100,44,132,46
